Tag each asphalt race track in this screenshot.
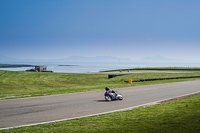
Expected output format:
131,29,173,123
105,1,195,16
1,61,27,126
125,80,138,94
0,80,200,129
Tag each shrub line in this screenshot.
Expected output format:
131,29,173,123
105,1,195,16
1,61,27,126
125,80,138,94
126,76,200,82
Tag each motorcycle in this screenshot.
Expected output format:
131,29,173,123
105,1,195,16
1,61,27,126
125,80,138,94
104,90,123,101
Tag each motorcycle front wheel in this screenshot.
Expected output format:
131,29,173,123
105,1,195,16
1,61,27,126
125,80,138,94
118,96,123,100
105,95,112,101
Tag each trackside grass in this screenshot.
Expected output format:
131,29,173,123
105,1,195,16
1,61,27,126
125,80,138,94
1,93,199,133
1,69,200,100
102,67,200,72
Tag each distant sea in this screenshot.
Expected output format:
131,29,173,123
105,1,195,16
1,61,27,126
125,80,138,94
1,62,200,73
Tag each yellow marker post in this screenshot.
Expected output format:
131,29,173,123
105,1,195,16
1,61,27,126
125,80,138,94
128,79,132,84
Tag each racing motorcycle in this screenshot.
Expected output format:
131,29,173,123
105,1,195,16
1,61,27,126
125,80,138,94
104,87,123,101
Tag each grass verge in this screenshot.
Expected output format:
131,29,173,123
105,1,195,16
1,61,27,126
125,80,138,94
1,69,200,100
1,93,199,133
102,67,200,72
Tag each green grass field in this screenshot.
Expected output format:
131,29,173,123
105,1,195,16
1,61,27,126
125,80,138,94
0,68,200,132
1,68,200,100
102,67,200,72
1,93,199,133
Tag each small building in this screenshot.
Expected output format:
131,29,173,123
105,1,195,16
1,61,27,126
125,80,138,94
35,66,47,72
26,65,52,72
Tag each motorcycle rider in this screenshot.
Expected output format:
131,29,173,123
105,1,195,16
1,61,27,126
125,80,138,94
105,87,117,97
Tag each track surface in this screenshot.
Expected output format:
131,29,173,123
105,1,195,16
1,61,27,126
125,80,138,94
0,80,200,129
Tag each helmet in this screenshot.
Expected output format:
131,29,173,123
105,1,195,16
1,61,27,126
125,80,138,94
105,87,110,91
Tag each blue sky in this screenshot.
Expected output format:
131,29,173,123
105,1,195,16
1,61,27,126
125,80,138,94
0,0,200,61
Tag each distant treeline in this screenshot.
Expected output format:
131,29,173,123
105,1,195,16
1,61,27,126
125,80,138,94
132,67,200,71
0,64,34,68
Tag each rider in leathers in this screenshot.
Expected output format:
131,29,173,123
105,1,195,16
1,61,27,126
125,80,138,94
105,87,117,98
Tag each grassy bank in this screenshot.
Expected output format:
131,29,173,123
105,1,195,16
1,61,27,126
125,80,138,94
1,93,199,133
1,69,200,100
102,67,200,72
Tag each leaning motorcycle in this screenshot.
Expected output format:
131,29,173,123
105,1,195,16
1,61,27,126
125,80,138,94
104,91,123,101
